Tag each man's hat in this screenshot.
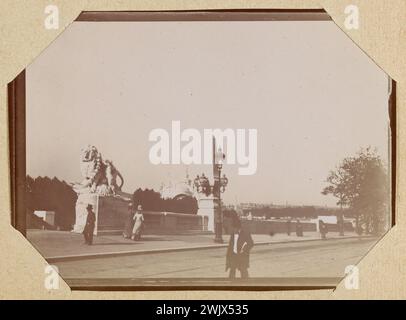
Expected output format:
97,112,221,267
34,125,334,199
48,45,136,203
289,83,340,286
86,204,93,210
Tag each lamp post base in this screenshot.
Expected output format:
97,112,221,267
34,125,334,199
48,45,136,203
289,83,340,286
214,222,223,243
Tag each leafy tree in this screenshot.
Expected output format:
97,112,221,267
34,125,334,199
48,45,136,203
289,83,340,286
132,188,198,214
322,147,389,235
26,175,77,230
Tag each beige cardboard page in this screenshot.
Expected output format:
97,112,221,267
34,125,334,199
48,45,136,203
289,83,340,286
0,0,405,299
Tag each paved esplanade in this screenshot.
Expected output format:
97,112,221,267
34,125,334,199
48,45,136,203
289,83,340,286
28,230,367,261
54,237,375,286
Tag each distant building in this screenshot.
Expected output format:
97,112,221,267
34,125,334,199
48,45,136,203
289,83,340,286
160,173,196,200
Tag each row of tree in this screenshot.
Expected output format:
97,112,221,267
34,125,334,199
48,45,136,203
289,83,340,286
26,176,77,230
131,188,198,214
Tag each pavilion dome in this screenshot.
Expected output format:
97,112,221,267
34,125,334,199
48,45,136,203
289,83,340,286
160,177,196,200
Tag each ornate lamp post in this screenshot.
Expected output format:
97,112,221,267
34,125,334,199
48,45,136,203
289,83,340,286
193,138,228,243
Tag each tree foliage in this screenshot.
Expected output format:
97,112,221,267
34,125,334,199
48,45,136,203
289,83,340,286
321,147,389,235
26,175,77,230
132,188,198,214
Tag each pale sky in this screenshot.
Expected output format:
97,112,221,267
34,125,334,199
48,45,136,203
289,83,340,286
26,21,390,206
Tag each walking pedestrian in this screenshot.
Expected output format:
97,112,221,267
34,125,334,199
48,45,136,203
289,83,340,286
296,219,303,237
225,217,254,279
123,203,135,239
83,204,96,245
131,204,145,241
287,218,292,236
319,220,328,239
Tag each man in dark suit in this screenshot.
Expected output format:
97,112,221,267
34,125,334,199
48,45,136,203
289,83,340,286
123,202,135,239
225,217,254,279
83,204,96,245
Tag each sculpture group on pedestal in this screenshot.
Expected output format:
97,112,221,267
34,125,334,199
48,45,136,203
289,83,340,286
71,145,125,233
72,145,124,196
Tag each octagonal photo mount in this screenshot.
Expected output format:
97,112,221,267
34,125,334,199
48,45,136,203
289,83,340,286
8,10,396,290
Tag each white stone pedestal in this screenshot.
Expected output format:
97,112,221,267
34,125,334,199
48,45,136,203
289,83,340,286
72,193,99,235
73,193,130,235
197,196,215,232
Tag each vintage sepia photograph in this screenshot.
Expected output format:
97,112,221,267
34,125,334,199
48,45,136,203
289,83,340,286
11,11,394,289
